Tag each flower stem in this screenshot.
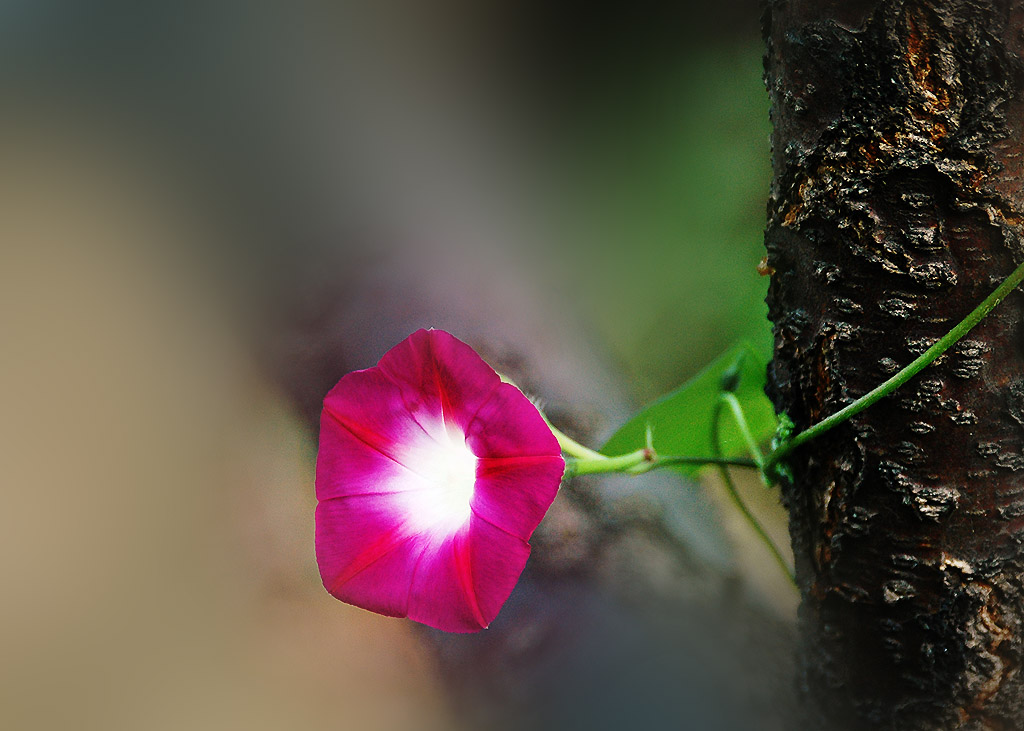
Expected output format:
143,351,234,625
551,425,607,461
642,455,760,471
562,450,760,478
712,398,796,586
765,256,1024,473
721,392,765,471
565,448,651,477
552,422,760,478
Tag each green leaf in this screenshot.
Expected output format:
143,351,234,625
601,343,778,475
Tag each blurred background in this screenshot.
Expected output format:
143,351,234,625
0,1,792,729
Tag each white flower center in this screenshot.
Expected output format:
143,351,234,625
403,424,477,531
429,436,477,518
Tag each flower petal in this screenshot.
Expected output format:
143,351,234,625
472,455,565,540
466,382,562,458
320,367,442,480
407,518,531,632
377,329,501,436
315,495,423,619
461,517,533,624
316,405,430,502
314,329,564,632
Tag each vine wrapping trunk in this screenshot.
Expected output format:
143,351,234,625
762,1,1024,728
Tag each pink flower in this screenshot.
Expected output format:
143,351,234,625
315,329,565,632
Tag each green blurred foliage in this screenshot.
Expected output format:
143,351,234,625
559,42,772,402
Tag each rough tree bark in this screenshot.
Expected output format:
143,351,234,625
763,1,1024,728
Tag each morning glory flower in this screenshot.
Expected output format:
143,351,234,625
315,329,565,632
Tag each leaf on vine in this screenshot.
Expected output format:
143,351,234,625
601,343,778,475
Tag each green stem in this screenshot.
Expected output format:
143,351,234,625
553,421,760,478
712,399,797,586
644,455,759,471
565,449,650,477
549,423,607,461
564,451,760,478
765,257,1024,472
721,392,765,470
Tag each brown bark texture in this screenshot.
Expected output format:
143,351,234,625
763,1,1024,728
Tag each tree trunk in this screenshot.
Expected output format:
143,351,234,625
763,1,1024,728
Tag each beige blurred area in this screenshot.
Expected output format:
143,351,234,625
0,114,454,731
